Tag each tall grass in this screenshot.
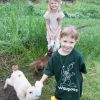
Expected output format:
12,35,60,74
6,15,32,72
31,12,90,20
0,0,100,100
0,0,46,55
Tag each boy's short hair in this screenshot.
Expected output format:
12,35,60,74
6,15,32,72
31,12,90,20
60,25,78,40
49,0,61,3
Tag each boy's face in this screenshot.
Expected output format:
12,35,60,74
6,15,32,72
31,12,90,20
60,35,77,53
50,0,59,11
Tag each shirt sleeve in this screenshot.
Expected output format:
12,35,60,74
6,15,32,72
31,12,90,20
43,11,49,19
79,54,87,74
44,55,54,77
59,11,65,19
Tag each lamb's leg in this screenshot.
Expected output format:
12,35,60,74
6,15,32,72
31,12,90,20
4,78,13,89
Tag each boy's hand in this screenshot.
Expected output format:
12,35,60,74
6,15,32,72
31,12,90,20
34,81,43,99
35,81,43,88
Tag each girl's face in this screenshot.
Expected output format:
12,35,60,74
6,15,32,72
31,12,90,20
49,0,59,11
60,35,77,53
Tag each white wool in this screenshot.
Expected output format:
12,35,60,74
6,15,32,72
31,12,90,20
34,81,43,99
4,70,43,100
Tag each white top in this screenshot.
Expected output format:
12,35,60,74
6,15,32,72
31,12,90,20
44,11,65,33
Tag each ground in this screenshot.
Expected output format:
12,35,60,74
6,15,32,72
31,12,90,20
0,79,19,100
0,80,5,100
0,55,40,100
0,55,19,100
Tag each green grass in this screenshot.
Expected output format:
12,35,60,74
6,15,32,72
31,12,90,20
0,0,100,100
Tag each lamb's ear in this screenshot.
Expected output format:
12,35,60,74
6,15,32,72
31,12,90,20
24,90,27,97
20,90,27,98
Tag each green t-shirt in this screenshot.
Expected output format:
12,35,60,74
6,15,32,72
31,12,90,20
44,49,87,100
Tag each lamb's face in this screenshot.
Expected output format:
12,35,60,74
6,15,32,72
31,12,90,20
26,85,42,100
26,86,35,100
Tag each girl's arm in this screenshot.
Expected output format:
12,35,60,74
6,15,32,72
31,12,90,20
54,18,63,38
54,11,65,38
45,19,51,36
44,11,51,35
46,19,55,40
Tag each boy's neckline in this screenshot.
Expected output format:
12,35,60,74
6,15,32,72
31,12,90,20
58,48,74,56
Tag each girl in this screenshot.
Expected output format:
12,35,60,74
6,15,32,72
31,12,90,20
44,0,65,52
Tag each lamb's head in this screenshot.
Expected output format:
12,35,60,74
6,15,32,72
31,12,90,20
26,81,43,100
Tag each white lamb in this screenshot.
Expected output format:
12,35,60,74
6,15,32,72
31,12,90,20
4,69,43,100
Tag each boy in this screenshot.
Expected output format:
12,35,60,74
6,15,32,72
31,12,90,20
36,25,87,100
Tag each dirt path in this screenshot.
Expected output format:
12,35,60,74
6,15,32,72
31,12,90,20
0,80,19,100
0,80,5,100
0,55,40,100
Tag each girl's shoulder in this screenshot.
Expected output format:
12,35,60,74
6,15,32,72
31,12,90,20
59,11,64,14
44,11,49,14
44,11,50,15
58,11,65,18
43,11,50,18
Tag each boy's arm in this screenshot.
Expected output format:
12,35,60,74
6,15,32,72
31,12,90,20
79,54,87,74
40,74,48,84
40,55,54,84
35,74,48,91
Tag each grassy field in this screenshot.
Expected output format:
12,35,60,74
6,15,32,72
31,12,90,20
0,0,100,100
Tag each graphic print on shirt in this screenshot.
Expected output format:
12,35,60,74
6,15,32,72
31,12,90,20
58,62,78,92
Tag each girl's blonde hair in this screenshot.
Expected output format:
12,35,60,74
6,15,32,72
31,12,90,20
60,25,78,40
48,0,61,12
